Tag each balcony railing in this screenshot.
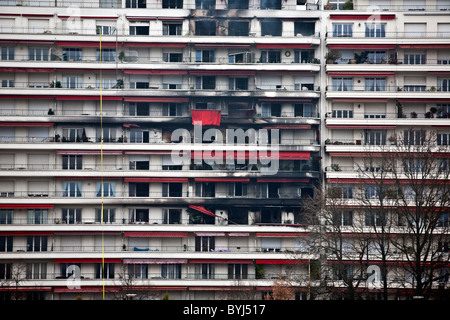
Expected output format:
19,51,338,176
326,85,450,93
328,112,450,119
327,32,450,39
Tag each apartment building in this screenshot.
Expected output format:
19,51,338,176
0,0,448,300
0,0,322,300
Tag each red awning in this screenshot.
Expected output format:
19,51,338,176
397,98,450,103
124,97,189,103
124,42,187,48
191,151,310,160
256,178,309,183
124,177,188,182
0,204,53,209
328,44,396,50
0,231,53,236
56,150,122,155
53,231,121,235
124,151,175,155
55,41,117,48
0,287,52,292
0,95,54,100
189,259,253,264
255,232,309,237
327,125,396,129
53,286,121,293
0,40,54,45
258,98,312,102
123,259,188,264
0,122,53,127
190,70,254,76
0,67,53,73
255,259,306,265
256,44,312,49
194,44,250,48
124,69,188,75
191,110,221,126
55,96,121,101
332,98,389,102
54,259,121,263
189,205,218,217
262,125,311,130
399,44,450,49
328,72,395,77
328,152,384,158
194,178,250,182
124,232,188,237
329,14,396,20
328,178,450,185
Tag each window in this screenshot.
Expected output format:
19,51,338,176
1,79,13,88
129,183,149,197
62,76,83,89
332,77,353,91
60,263,81,278
404,53,426,65
95,208,115,223
228,264,248,279
365,130,386,145
29,48,50,61
261,0,281,10
96,25,116,35
195,182,215,197
129,102,150,116
163,23,182,36
332,109,353,118
0,236,13,252
404,130,426,145
229,78,248,90
0,210,13,224
97,127,116,142
62,48,82,61
162,103,184,117
295,103,315,117
195,0,215,9
403,158,425,173
228,0,248,9
294,22,315,37
62,155,82,170
228,182,248,197
162,75,183,90
126,0,146,8
62,182,82,197
367,51,386,64
163,0,183,8
27,236,48,252
330,186,353,199
195,264,215,279
26,263,47,280
438,213,449,227
97,48,116,62
438,133,450,145
228,51,254,63
332,211,353,226
365,24,386,38
261,103,281,117
332,24,353,37
163,52,183,62
95,263,114,279
129,23,149,35
195,76,216,90
161,264,182,279
96,182,116,197
162,209,181,224
260,51,281,63
129,156,149,170
195,20,216,36
1,47,14,60
195,50,215,63
195,236,215,252
261,19,282,37
162,183,183,197
228,21,249,36
62,128,85,142
130,130,150,143
365,211,386,226
437,104,450,117
128,264,148,279
28,209,48,224
438,79,450,92
329,0,351,10
0,264,12,280
294,50,315,63
129,208,149,223
365,186,381,199
61,208,82,224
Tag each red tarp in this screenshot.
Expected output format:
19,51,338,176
191,110,221,126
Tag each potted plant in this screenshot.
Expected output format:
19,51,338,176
118,51,125,62
331,164,341,171
115,79,124,89
430,107,437,114
354,51,368,64
388,136,396,145
343,0,353,10
324,2,334,10
410,111,418,118
48,108,54,115
325,49,341,64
